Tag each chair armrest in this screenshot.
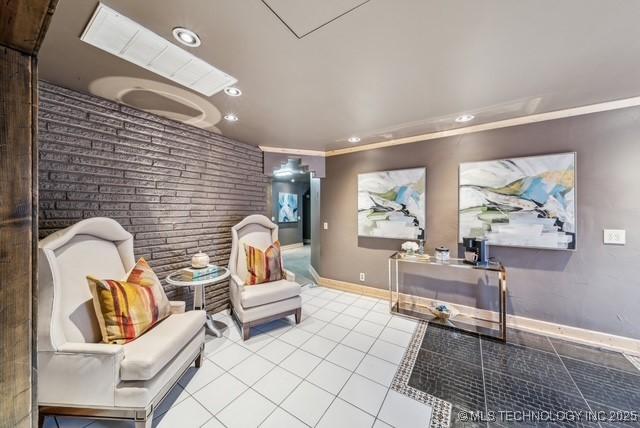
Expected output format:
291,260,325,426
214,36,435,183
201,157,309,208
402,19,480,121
231,273,245,287
169,300,186,314
57,342,124,356
39,342,124,407
284,269,295,282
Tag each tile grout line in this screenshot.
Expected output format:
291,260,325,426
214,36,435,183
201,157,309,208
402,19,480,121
195,287,410,427
307,299,393,426
478,335,489,428
558,353,640,378
548,336,604,428
476,336,594,401
259,288,394,425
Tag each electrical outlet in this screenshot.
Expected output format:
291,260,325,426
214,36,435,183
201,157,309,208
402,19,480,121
359,272,365,281
604,229,626,245
323,222,328,230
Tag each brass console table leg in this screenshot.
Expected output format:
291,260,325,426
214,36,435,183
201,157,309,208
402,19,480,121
499,270,507,341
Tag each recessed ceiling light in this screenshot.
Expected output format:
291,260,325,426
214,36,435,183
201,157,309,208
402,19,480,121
455,114,475,123
172,27,201,47
224,114,239,122
291,179,295,183
348,136,361,143
224,87,242,97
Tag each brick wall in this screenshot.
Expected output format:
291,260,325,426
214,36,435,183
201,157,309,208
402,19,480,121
38,81,268,313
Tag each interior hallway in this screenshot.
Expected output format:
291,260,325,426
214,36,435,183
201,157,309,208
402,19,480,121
283,245,314,286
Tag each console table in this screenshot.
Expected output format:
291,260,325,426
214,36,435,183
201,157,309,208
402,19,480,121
388,252,507,341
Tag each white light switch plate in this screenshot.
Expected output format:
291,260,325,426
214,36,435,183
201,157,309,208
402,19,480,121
323,222,328,230
604,229,626,245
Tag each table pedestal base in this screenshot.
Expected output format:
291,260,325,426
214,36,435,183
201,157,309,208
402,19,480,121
165,267,231,340
193,283,227,337
205,316,224,337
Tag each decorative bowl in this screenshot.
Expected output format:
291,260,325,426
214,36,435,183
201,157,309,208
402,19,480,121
191,251,210,269
429,302,458,320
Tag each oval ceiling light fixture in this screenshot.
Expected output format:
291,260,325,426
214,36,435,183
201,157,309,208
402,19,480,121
172,27,201,47
224,87,242,97
455,114,475,123
224,114,239,122
348,136,361,143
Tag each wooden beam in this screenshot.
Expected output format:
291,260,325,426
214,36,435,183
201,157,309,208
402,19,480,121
0,0,58,54
0,1,57,426
0,45,35,428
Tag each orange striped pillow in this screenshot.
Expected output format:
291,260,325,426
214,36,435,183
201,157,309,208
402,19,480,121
244,240,285,285
88,258,171,344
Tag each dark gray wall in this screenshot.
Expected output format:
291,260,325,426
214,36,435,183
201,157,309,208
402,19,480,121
318,107,640,339
271,180,310,246
38,81,269,313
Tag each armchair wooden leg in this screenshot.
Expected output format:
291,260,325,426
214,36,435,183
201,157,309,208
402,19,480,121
242,323,251,341
295,308,301,324
195,351,203,368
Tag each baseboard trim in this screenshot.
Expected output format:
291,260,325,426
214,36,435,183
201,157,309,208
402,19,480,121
308,265,321,284
311,271,640,356
281,242,304,251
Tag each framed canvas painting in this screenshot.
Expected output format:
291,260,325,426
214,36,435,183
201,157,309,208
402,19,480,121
459,152,576,250
278,192,298,223
358,168,426,239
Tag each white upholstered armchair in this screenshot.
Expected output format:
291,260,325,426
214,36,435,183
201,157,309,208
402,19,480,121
229,215,302,340
37,217,206,428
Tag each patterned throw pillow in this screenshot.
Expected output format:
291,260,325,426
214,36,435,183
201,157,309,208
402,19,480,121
88,258,171,344
244,240,285,285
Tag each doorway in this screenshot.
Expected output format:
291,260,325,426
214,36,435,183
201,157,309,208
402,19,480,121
270,166,313,285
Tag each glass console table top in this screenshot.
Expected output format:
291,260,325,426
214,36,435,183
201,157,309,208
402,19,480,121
390,252,505,273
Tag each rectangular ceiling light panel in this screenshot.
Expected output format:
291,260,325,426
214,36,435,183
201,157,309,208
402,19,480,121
80,3,236,96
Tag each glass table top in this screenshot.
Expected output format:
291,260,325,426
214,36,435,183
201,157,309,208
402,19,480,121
389,252,505,273
165,267,230,286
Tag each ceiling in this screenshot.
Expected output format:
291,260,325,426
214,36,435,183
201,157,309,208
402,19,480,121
40,0,640,151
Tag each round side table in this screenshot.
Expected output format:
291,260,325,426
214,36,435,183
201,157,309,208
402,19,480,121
166,267,230,337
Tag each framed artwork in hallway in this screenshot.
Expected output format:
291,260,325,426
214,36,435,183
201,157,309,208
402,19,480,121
278,192,299,223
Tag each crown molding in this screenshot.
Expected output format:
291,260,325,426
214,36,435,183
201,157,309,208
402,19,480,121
326,95,640,156
260,95,640,158
259,145,326,157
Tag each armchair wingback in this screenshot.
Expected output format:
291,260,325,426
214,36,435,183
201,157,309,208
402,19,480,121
39,217,135,350
37,217,206,428
229,215,302,340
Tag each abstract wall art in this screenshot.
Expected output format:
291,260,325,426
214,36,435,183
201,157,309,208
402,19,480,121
278,192,298,223
358,168,426,239
459,152,576,250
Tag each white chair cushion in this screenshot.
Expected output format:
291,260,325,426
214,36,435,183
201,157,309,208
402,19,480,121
120,310,205,381
241,280,301,309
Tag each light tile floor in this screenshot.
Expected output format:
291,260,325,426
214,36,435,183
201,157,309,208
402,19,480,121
44,285,433,428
